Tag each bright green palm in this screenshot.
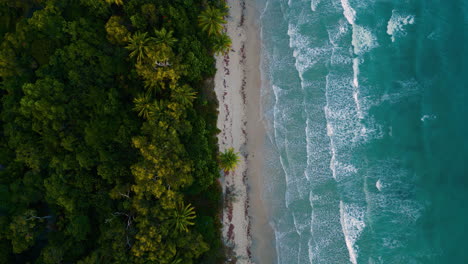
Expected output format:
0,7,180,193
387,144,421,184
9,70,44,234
173,85,196,106
219,148,240,172
169,202,196,233
152,28,177,48
125,32,152,63
198,6,227,36
105,0,123,5
213,33,232,55
133,93,153,119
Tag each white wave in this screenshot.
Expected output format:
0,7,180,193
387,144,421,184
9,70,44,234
292,208,311,235
355,121,384,143
311,0,321,12
325,120,338,180
421,114,437,122
271,84,281,149
274,230,281,264
340,0,356,25
376,179,383,191
352,58,364,119
308,239,314,264
260,0,269,20
352,58,360,88
324,73,369,181
305,119,311,181
337,160,358,174
387,10,415,42
288,23,331,74
340,201,366,264
352,24,378,55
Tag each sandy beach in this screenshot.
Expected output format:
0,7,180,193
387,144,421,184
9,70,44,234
215,0,276,263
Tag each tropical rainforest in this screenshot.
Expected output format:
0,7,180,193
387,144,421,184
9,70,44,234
0,0,230,263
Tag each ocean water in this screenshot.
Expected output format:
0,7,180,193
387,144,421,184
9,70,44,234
256,0,468,263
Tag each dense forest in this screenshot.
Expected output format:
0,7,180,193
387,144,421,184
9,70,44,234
0,0,230,263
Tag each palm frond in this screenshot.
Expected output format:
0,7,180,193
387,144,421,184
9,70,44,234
198,6,227,36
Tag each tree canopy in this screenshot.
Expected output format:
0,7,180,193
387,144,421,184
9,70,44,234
0,0,229,263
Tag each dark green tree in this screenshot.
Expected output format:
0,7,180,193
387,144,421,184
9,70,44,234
126,32,152,63
152,28,177,48
0,0,225,262
105,16,130,44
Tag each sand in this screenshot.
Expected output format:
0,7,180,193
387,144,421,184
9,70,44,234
214,0,276,263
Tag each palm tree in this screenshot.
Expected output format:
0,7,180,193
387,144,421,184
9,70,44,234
172,85,196,106
126,32,152,63
133,93,154,119
168,202,196,233
213,33,232,55
105,0,124,5
219,148,240,172
198,6,227,36
152,28,177,48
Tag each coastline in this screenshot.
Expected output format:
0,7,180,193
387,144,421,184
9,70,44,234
215,0,276,263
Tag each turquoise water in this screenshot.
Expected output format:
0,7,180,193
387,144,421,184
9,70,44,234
257,0,468,263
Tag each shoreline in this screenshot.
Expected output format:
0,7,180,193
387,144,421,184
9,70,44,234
215,0,276,263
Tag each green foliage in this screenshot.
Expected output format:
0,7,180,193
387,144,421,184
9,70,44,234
130,13,147,30
219,148,240,172
105,0,123,5
213,33,232,55
0,42,19,78
153,28,177,48
133,93,155,119
141,3,158,26
105,15,130,45
66,215,91,241
79,0,110,17
169,202,196,233
172,84,197,107
7,210,44,253
198,6,227,36
126,31,152,63
0,0,226,262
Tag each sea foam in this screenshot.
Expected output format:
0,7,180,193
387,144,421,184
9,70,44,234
340,201,366,264
376,179,383,191
338,0,379,55
340,0,356,25
421,114,437,122
387,10,415,42
352,58,364,119
311,0,321,12
352,25,378,55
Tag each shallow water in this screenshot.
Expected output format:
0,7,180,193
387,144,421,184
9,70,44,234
257,0,468,263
